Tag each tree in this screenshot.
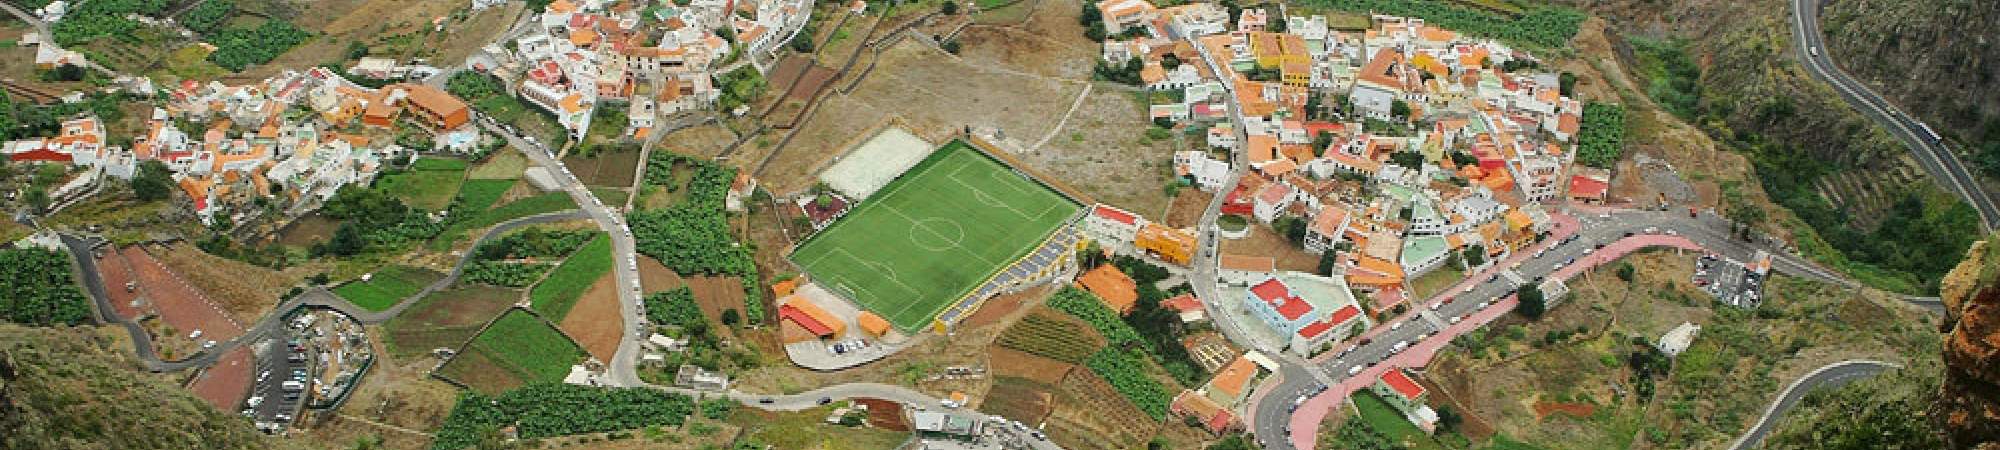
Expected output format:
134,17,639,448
940,0,958,15
939,39,961,54
131,160,172,201
23,186,48,214
1272,216,1307,246
1317,250,1337,276
1389,151,1424,170
720,308,741,326
1390,99,1411,119
1463,246,1485,267
321,223,367,257
1616,262,1636,282
1558,71,1578,96
1516,284,1546,319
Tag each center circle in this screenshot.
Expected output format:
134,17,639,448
910,218,966,251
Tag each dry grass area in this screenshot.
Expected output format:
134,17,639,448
1045,370,1160,450
659,124,741,159
1017,87,1179,214
225,0,521,82
684,276,748,340
152,243,320,325
990,347,1076,385
981,375,1059,424
1219,225,1322,273
954,0,1100,80
1425,250,1940,449
1160,189,1215,229
759,38,1085,194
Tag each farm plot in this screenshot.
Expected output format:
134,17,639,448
1045,369,1159,450
528,233,612,320
562,147,642,188
382,285,519,357
996,312,1104,363
982,375,1059,424
333,265,443,312
790,141,1081,332
376,157,469,210
556,272,625,361
437,310,587,394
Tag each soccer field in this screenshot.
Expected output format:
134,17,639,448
792,140,1080,332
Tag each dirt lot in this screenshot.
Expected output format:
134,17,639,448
313,334,461,448
1160,189,1215,229
153,242,316,325
121,246,246,343
982,375,1058,424
958,284,1054,331
954,0,1100,80
638,255,687,293
563,147,642,188
854,398,910,431
1219,225,1323,273
686,276,750,337
558,272,624,362
991,347,1076,385
273,213,340,247
382,285,519,358
186,346,253,411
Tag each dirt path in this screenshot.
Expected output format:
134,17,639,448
1029,83,1093,151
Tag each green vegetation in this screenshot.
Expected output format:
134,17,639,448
0,326,272,450
639,287,749,372
1085,348,1170,420
433,192,579,250
1761,362,1944,449
714,66,766,112
51,0,169,46
1575,103,1627,168
0,248,91,326
332,265,440,311
528,234,612,319
1345,392,1446,450
1046,287,1145,348
1300,0,1583,49
631,152,764,322
995,314,1100,363
129,161,172,202
791,141,1080,331
206,20,313,72
1097,254,1205,385
430,384,695,450
375,157,469,210
461,262,552,287
1627,37,1702,121
464,310,587,385
318,185,444,256
180,0,235,34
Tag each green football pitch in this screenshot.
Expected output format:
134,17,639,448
792,141,1080,332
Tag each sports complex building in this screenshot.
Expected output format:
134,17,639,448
790,129,1089,333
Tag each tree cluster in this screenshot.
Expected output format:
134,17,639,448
429,384,696,450
0,248,92,326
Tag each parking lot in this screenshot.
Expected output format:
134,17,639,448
1694,253,1766,308
243,308,373,434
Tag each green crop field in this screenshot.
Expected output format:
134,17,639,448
333,265,442,311
529,233,612,320
448,309,586,391
791,140,1079,332
376,157,469,210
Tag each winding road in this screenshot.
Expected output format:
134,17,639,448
1789,0,1999,231
1727,360,1900,450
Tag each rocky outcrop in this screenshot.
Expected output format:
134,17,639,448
1938,238,2000,449
1822,0,2000,143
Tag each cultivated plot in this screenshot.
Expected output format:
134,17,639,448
791,141,1080,332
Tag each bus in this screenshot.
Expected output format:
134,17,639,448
1919,122,1942,144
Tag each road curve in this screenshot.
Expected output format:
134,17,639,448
1789,0,1999,231
1727,360,1899,450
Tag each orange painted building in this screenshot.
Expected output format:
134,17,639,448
1135,223,1196,266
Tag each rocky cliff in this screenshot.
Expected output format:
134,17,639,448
1822,0,2000,144
1940,238,2000,449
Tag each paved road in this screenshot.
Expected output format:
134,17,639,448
1789,0,1999,231
1727,360,1898,450
476,114,649,388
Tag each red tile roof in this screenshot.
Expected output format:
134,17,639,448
1381,368,1425,400
1250,278,1310,320
1328,304,1361,326
1569,175,1609,200
1162,293,1202,313
778,304,835,336
1095,205,1139,225
1297,320,1332,338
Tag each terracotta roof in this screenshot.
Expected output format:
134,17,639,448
1209,356,1258,398
1569,175,1609,199
1328,304,1360,326
1249,278,1310,321
1162,293,1202,313
779,296,846,336
1255,183,1290,205
857,311,891,336
1381,368,1425,400
1077,265,1139,314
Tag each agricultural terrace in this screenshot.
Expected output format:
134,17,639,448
333,265,442,311
376,157,470,211
790,141,1081,332
438,309,586,393
430,384,696,450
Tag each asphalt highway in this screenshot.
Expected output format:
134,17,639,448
1789,0,1999,231
1726,360,1897,450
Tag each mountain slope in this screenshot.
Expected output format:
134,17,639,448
0,325,273,450
1821,0,2000,149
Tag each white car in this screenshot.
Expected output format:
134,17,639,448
1347,365,1362,376
1449,316,1462,324
1389,321,1403,331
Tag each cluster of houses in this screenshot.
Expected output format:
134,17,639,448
0,66,480,225
1093,2,1593,345
481,0,807,141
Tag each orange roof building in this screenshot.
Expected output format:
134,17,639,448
1135,223,1196,266
1077,264,1139,314
1205,355,1260,404
857,311,891,337
777,295,846,339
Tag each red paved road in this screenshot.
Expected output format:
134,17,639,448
94,251,149,319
